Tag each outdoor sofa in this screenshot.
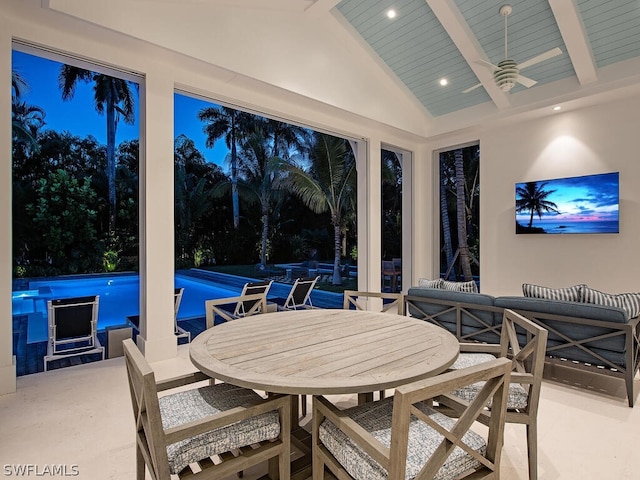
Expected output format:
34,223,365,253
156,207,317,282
404,282,640,407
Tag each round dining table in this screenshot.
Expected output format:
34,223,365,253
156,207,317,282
189,308,459,396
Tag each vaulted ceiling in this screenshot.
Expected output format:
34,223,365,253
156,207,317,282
40,0,640,138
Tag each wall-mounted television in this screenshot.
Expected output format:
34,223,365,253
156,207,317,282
515,172,619,234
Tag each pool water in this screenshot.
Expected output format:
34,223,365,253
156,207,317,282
13,273,239,343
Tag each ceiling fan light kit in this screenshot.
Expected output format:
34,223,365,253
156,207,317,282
463,4,562,94
494,59,519,92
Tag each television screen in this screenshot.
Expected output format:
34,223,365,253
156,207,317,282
515,172,619,234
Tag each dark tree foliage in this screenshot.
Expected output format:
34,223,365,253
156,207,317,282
439,145,480,280
382,149,402,261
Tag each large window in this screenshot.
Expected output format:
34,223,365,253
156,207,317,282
173,92,358,290
11,45,140,374
12,46,140,278
439,144,480,285
381,148,402,292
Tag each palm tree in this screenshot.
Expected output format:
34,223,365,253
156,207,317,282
198,106,254,229
12,100,45,155
11,70,44,154
280,133,356,285
439,160,455,280
58,65,136,232
236,128,288,266
516,181,560,228
454,149,473,281
12,71,28,100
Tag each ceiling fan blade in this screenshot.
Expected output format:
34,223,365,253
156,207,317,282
462,83,483,94
474,59,499,71
516,75,537,88
518,47,562,70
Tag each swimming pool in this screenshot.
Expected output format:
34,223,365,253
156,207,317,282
13,273,239,343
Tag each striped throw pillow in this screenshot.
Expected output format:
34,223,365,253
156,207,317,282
582,287,640,319
441,280,478,293
418,278,443,288
522,283,584,302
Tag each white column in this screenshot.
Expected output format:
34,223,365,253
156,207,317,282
401,151,414,292
411,143,435,282
356,137,382,292
136,70,177,361
0,18,17,395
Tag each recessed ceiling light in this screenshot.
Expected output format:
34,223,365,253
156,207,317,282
553,105,562,111
439,78,449,86
386,9,397,19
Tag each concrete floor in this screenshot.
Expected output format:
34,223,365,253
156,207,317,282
1,343,638,479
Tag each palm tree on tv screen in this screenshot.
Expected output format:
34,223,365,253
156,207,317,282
58,65,136,233
516,181,560,227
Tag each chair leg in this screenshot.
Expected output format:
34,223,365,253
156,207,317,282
300,395,307,417
527,422,538,480
135,445,145,480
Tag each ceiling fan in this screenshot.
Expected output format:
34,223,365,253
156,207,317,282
463,4,562,93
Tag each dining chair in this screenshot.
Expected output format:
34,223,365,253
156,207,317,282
381,260,398,292
123,339,291,480
437,308,548,480
312,357,512,480
392,257,402,289
44,295,104,371
205,292,267,328
343,290,404,315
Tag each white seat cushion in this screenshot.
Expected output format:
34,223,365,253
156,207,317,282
318,397,486,480
451,353,529,410
159,383,281,474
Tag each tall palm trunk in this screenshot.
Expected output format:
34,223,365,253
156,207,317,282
230,135,240,229
440,165,455,280
106,92,117,232
260,204,269,266
454,149,473,281
332,214,342,285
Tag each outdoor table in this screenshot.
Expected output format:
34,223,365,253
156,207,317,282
189,308,459,480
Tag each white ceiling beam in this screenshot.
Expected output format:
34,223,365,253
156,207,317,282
548,0,597,85
305,0,340,18
426,0,510,109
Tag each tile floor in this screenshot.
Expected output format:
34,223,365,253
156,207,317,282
0,344,638,479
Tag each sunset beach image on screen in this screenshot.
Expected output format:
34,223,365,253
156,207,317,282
515,172,619,234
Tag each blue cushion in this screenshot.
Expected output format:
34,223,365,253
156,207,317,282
495,296,628,324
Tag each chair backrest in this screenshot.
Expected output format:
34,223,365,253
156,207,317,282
392,257,401,271
381,260,396,275
234,280,272,316
498,308,548,415
174,288,184,318
343,290,404,315
283,276,319,309
123,338,172,479
48,295,99,341
391,358,512,480
205,293,268,328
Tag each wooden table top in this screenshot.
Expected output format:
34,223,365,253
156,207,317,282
189,309,459,395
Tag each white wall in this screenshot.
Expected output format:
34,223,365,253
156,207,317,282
480,98,640,295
